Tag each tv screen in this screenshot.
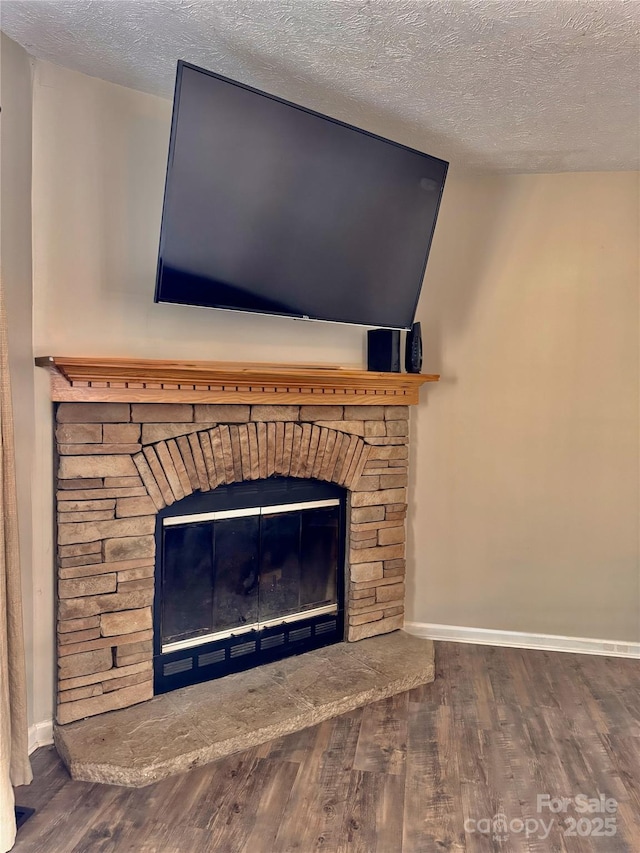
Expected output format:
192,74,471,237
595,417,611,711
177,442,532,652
155,61,448,329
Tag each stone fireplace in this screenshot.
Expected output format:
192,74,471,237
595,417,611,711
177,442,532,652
39,357,437,731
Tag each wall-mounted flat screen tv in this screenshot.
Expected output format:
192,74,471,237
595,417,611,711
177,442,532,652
155,60,448,330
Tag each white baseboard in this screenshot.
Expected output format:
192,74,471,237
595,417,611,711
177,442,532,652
28,719,54,755
404,621,640,659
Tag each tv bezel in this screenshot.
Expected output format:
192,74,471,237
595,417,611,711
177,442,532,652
155,60,448,330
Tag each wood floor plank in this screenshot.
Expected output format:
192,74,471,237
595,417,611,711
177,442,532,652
239,759,301,853
444,643,478,714
205,756,289,853
272,712,361,853
69,817,138,853
267,723,320,764
612,800,640,853
105,818,217,853
353,691,408,776
12,780,122,853
177,750,262,832
535,709,615,853
404,702,465,851
336,769,405,853
468,721,530,853
372,771,405,853
599,731,640,815
12,642,640,853
407,650,449,707
577,656,640,735
458,737,529,853
495,706,569,853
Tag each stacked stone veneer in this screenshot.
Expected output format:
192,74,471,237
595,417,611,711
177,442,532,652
55,401,410,725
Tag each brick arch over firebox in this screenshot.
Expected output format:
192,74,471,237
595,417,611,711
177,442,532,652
132,423,371,512
55,403,410,724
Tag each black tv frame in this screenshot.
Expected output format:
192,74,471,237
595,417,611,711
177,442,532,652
155,60,448,330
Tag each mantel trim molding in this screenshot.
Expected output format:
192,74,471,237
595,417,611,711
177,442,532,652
35,357,438,405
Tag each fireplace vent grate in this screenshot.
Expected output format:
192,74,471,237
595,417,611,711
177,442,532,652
230,641,257,658
315,619,337,635
289,626,312,642
163,658,193,676
198,649,226,667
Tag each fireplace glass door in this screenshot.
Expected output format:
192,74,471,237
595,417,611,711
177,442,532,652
155,480,344,692
162,500,339,647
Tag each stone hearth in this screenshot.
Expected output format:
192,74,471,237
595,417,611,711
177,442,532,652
54,630,434,786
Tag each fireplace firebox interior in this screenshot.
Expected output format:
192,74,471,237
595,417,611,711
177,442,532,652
154,477,346,692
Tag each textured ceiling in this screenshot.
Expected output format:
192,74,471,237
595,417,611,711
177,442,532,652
2,0,639,172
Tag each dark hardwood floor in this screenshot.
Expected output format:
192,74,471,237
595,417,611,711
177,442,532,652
12,642,640,852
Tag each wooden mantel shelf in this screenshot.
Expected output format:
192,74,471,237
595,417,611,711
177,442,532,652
35,356,438,405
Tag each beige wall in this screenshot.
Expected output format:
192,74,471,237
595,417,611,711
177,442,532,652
410,172,639,642
0,33,37,727
25,60,640,724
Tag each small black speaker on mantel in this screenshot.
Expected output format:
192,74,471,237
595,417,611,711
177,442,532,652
367,329,401,372
405,322,422,373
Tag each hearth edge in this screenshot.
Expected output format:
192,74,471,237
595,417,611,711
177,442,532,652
53,631,434,787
